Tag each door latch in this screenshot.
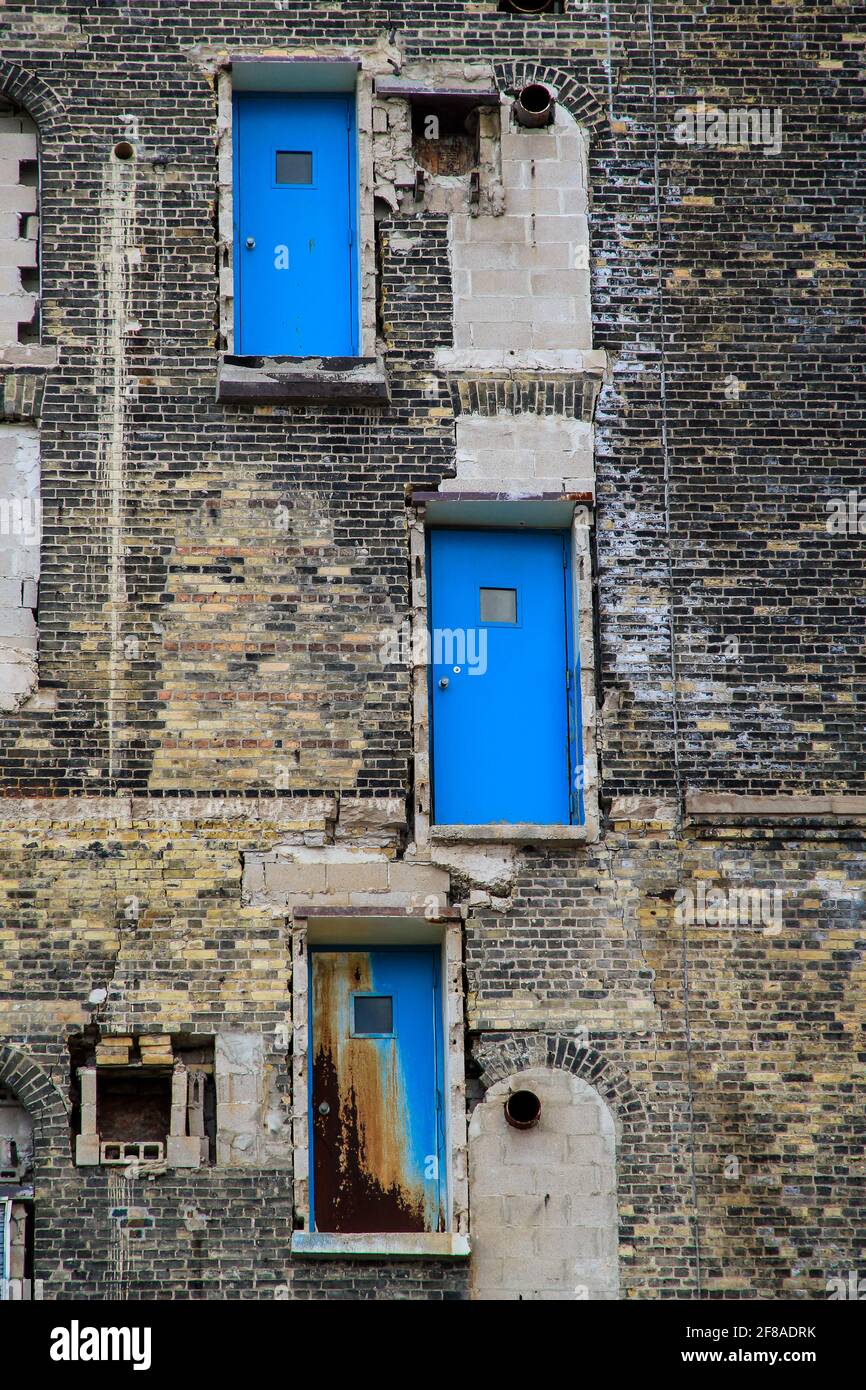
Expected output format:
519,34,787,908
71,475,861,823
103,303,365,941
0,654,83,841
438,677,449,690
245,236,256,250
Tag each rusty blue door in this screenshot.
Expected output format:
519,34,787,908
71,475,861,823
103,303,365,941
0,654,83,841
309,948,446,1233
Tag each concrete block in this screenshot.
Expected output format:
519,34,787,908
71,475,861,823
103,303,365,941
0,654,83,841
75,1135,101,1166
0,607,36,639
387,861,450,894
166,1135,203,1169
263,860,327,894
326,860,389,891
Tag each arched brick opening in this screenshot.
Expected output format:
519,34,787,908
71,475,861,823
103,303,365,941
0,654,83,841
0,62,72,144
493,61,610,147
0,1045,69,1139
468,1035,646,1301
0,1046,67,1301
469,1064,619,1300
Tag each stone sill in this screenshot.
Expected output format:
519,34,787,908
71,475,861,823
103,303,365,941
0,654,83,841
686,794,866,826
217,354,390,406
430,822,589,844
291,1232,470,1259
0,345,58,368
434,347,608,376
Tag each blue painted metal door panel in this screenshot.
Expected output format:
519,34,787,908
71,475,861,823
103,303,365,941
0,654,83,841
429,528,575,825
310,947,446,1233
233,93,357,356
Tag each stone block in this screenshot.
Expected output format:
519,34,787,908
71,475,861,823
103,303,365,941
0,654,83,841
166,1135,203,1169
75,1135,101,1166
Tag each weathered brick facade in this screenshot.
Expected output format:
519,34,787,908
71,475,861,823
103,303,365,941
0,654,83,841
0,1,862,1302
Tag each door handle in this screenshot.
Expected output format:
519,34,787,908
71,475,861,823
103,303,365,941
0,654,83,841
318,1101,330,1116
438,678,449,690
245,236,256,250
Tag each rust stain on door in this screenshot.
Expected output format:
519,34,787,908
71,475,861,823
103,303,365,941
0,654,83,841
311,950,440,1233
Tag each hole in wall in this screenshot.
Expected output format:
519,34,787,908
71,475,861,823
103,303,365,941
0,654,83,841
113,141,135,161
412,104,478,177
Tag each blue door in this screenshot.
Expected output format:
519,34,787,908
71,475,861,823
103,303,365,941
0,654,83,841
429,529,579,825
233,93,358,356
310,947,446,1233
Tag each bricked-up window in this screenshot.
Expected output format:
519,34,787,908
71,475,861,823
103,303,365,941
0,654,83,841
0,98,40,346
70,1034,215,1168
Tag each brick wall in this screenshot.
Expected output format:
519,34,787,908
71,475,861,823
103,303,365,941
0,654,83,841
0,1,862,1301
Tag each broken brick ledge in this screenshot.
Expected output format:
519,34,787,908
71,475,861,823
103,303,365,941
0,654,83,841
217,353,390,405
291,1232,470,1259
429,822,596,844
685,793,866,824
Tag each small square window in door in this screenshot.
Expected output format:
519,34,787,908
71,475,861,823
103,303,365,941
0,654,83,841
352,994,394,1036
480,587,518,624
276,151,313,185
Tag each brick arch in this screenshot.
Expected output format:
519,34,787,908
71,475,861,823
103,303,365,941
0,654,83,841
0,1045,69,1131
494,61,609,142
472,1031,645,1132
0,60,72,143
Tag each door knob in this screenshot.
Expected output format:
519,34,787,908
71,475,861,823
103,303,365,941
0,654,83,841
438,678,449,689
318,1101,330,1116
245,236,256,250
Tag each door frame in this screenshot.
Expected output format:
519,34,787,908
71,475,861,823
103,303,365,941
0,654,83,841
231,91,359,358
306,943,447,1234
426,526,579,829
411,504,599,846
215,60,376,359
291,910,469,1253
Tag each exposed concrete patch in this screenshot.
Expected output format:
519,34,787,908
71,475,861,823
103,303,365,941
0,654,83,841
453,411,593,494
0,420,39,710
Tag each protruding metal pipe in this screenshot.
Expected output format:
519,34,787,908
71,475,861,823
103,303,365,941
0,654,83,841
504,1089,542,1130
513,84,556,129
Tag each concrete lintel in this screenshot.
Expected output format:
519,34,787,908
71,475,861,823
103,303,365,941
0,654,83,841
434,348,609,376
414,492,592,529
291,1231,470,1259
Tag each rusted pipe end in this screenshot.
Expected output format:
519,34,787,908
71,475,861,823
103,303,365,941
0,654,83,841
504,1089,542,1130
513,84,556,129
113,141,135,161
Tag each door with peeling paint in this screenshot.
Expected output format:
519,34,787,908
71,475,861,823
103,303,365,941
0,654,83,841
233,92,358,356
310,948,446,1233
